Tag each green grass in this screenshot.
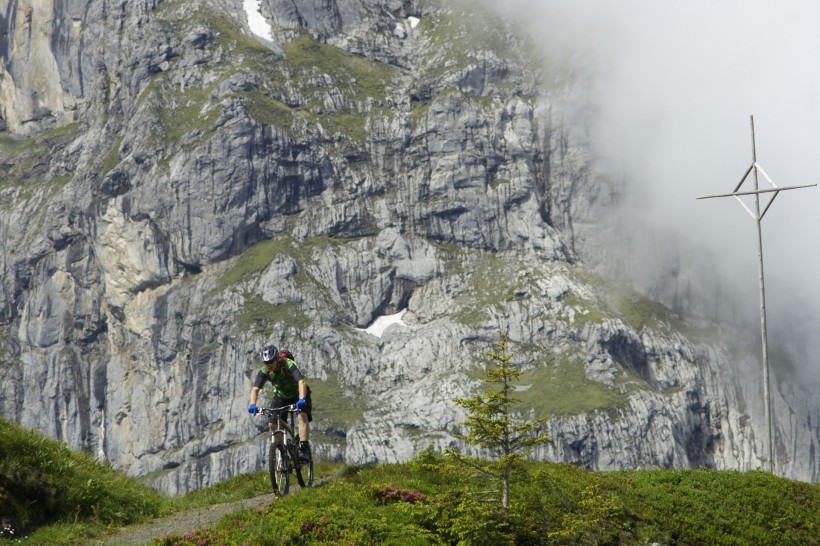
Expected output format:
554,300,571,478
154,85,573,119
279,33,396,150
211,236,356,337
99,135,125,174
306,110,367,143
309,370,367,443
615,288,682,333
152,456,820,546
609,468,820,546
562,292,607,325
0,416,346,544
454,252,529,325
148,82,222,146
213,239,328,318
282,34,396,103
0,130,67,203
564,268,684,333
41,122,81,140
161,466,323,512
235,296,309,336
418,0,539,81
463,350,638,418
2,419,818,546
0,133,38,157
0,418,165,542
513,358,636,416
243,90,300,131
213,238,294,294
207,12,272,56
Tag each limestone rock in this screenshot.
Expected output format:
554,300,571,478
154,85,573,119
0,0,816,496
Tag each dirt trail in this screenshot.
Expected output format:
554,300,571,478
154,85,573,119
95,492,279,546
95,471,333,546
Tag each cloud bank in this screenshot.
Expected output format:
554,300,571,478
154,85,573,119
503,0,820,382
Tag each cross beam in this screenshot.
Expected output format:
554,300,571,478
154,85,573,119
697,183,816,200
696,115,817,474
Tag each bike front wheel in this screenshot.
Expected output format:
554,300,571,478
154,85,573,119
269,441,289,496
295,447,313,488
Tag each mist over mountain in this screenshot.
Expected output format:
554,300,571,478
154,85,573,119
499,0,820,385
0,0,817,495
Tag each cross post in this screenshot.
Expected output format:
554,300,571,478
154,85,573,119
696,115,817,473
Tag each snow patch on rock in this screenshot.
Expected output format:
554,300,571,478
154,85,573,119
243,0,272,41
359,310,407,338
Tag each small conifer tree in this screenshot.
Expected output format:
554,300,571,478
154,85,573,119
449,331,551,508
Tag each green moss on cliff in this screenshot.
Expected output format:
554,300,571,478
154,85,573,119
309,370,367,448
562,292,606,325
0,129,75,205
99,136,125,174
236,296,309,336
462,350,636,418
243,91,299,131
514,357,638,416
418,1,536,75
214,238,294,294
615,289,683,333
454,252,529,325
282,34,397,103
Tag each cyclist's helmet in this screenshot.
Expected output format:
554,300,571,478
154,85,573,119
260,345,279,363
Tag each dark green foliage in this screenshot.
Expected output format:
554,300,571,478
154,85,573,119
610,468,820,546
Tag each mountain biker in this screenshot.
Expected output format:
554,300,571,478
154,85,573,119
248,345,312,460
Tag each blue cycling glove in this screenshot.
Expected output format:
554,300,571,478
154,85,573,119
295,398,306,411
248,404,257,415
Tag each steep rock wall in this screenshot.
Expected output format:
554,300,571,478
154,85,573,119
0,0,816,495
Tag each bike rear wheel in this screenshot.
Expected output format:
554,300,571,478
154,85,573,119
269,441,289,496
295,448,314,488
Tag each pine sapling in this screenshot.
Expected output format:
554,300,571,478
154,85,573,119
449,331,551,508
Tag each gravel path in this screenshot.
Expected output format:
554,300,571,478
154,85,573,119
95,492,279,546
94,470,334,546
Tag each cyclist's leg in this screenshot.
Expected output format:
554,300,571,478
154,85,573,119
298,386,313,442
297,411,310,442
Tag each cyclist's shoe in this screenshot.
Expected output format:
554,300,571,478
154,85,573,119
299,441,311,461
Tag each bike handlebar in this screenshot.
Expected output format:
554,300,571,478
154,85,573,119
255,405,299,416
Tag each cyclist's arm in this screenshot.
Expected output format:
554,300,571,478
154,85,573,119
250,370,266,405
287,362,306,399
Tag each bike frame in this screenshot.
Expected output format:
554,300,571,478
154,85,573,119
271,406,299,446
256,404,313,495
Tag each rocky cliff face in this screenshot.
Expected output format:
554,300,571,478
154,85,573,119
0,0,817,496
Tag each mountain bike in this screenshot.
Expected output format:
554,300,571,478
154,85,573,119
256,405,313,496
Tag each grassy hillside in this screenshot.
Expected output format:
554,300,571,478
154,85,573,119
1,419,818,545
151,452,819,546
0,418,283,544
0,418,174,542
